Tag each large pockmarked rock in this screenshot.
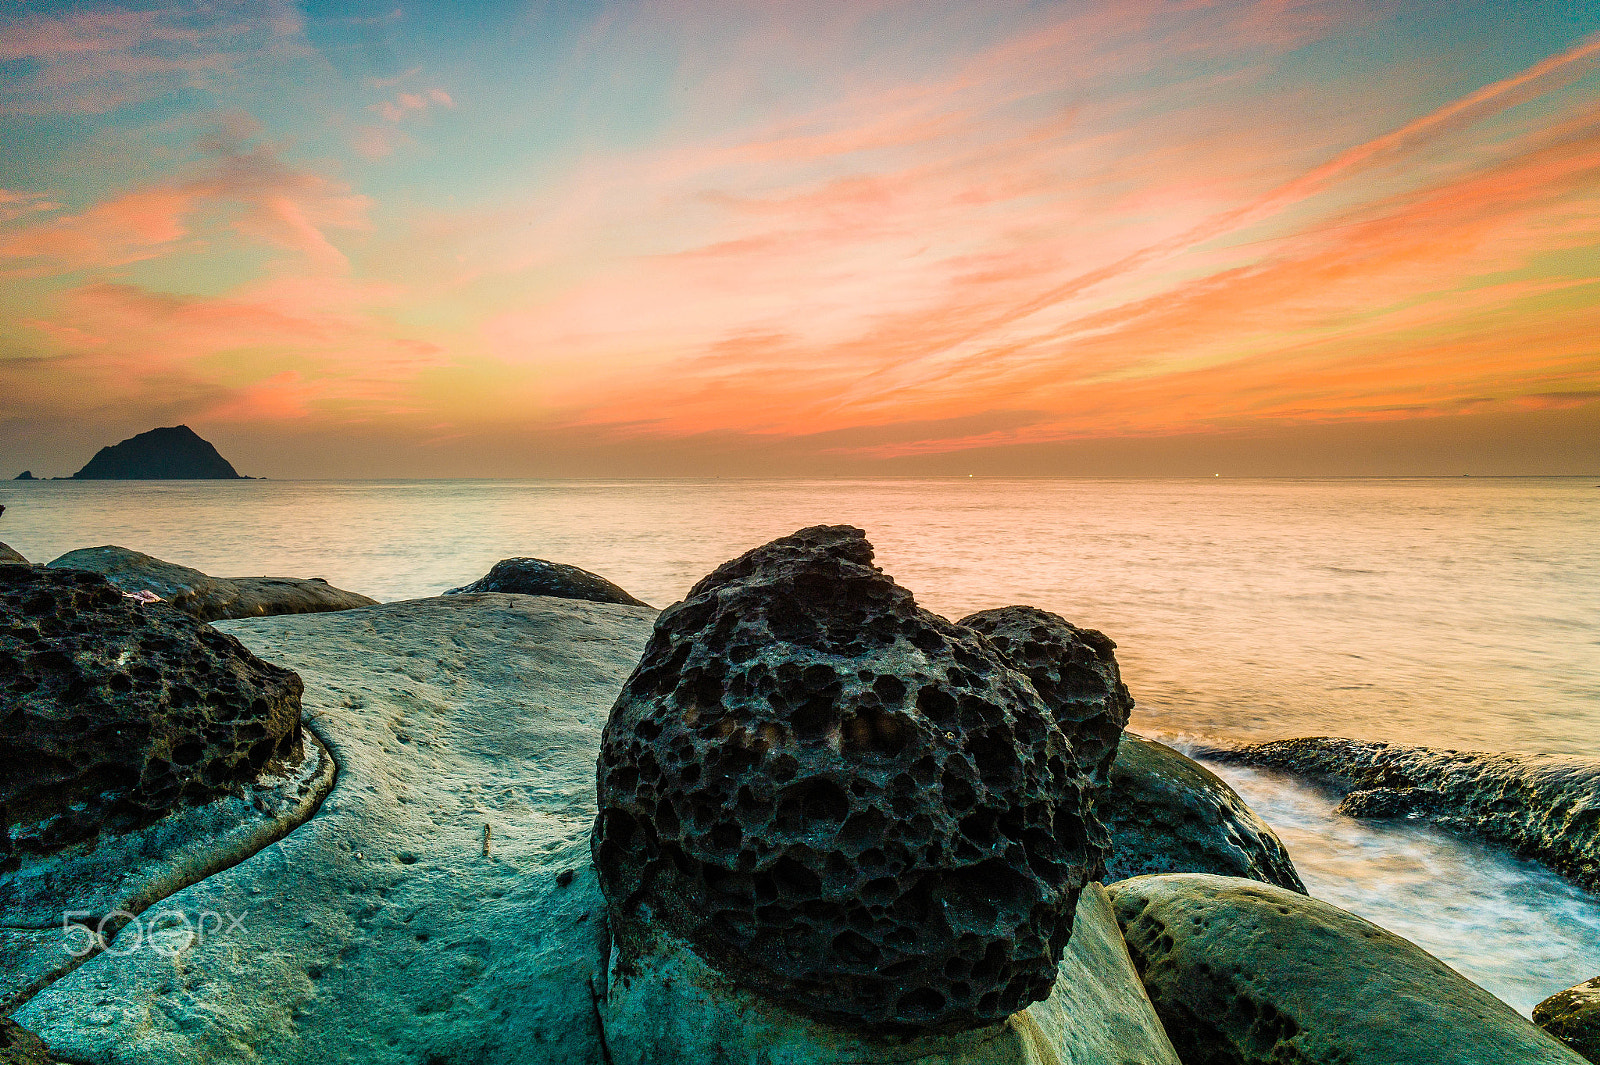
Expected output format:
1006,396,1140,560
1099,735,1305,891
602,883,1180,1065
1109,873,1588,1065
0,542,26,565
48,546,376,622
1204,737,1600,892
18,594,657,1065
0,567,303,858
956,606,1131,786
595,525,1113,1032
1537,976,1600,1063
445,556,647,606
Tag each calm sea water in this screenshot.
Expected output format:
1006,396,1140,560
3,477,1598,1008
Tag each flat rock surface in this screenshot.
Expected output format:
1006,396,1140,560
17,594,657,1065
0,734,332,1014
1108,873,1586,1065
1099,736,1304,891
48,546,377,622
1537,976,1600,1063
1203,737,1600,892
603,883,1180,1065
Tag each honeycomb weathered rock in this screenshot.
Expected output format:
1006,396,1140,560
593,525,1113,1031
0,566,304,861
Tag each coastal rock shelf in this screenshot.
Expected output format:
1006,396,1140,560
595,526,1117,1030
49,546,376,622
1204,737,1600,892
0,566,304,857
445,556,648,606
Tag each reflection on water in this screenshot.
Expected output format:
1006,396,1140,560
3,476,1598,1003
1194,753,1600,1015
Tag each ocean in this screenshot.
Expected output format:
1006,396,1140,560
3,476,1598,1011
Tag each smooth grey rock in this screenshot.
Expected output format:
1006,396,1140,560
0,733,332,1013
595,526,1110,1031
48,546,377,621
1099,736,1304,891
1204,737,1600,892
0,542,26,564
1,566,304,857
602,883,1180,1065
1109,873,1587,1065
1537,976,1600,1063
445,557,647,607
17,594,657,1065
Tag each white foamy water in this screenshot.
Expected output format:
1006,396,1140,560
3,475,1598,1007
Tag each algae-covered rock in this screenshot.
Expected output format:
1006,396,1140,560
1099,735,1304,891
1537,976,1600,1063
17,594,656,1065
1205,737,1600,891
445,556,647,606
48,546,376,621
595,526,1113,1031
603,884,1179,1065
0,566,304,858
0,1018,55,1065
1108,873,1587,1065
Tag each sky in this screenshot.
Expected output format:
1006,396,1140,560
1,0,1598,478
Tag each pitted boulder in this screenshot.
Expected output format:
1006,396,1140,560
957,606,1132,789
594,525,1111,1032
0,566,303,860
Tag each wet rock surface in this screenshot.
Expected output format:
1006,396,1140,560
1203,737,1600,892
0,566,303,859
1537,976,1600,1063
445,556,647,606
48,546,376,621
0,543,26,565
594,525,1113,1032
1109,873,1588,1065
1100,735,1305,891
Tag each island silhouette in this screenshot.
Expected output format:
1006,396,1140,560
72,426,247,480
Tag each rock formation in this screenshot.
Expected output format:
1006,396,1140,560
13,471,34,480
1537,976,1600,1063
0,1018,54,1065
445,556,647,606
1109,873,1588,1065
0,566,303,858
48,546,376,621
0,542,26,565
1204,737,1600,892
594,525,1117,1031
71,425,243,479
1100,735,1305,891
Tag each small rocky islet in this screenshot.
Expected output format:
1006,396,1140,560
1,526,1595,1063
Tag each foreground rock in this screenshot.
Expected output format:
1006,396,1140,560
0,566,303,858
0,542,25,564
603,884,1179,1065
445,556,647,606
49,546,376,621
1537,976,1600,1062
1205,737,1600,891
72,425,243,479
1100,735,1305,891
17,594,657,1065
595,526,1116,1031
1109,873,1586,1064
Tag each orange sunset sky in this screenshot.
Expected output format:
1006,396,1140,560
2,0,1598,477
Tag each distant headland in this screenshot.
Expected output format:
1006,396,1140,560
70,425,250,480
